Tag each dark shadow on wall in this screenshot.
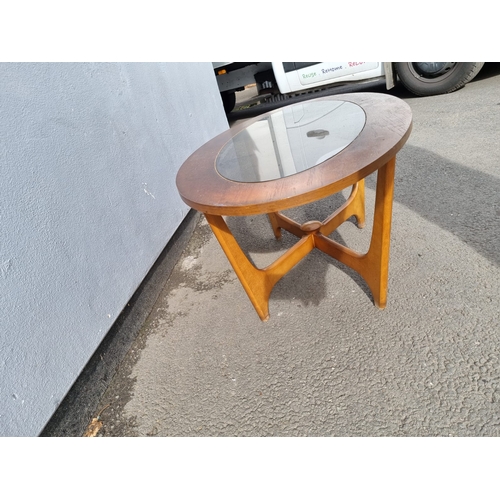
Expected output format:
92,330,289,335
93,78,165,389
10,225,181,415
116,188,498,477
366,144,500,267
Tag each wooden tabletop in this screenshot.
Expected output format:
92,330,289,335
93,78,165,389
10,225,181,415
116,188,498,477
176,93,413,216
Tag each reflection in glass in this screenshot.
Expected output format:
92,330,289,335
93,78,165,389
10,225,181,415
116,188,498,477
216,100,366,183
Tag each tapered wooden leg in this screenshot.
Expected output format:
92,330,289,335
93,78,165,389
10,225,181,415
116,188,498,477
313,158,396,308
267,212,282,239
361,158,396,308
320,179,366,235
205,213,315,321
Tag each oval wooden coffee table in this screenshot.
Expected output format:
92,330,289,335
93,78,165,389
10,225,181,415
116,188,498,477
176,93,412,321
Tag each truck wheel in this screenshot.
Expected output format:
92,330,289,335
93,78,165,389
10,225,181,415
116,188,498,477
395,62,484,96
221,91,236,113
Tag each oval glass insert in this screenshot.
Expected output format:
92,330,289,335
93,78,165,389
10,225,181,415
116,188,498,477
216,100,366,183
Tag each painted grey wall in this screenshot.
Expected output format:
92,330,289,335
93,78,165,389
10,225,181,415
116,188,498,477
0,62,228,436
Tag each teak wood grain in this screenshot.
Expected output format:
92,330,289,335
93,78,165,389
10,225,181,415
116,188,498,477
176,93,412,320
176,93,412,216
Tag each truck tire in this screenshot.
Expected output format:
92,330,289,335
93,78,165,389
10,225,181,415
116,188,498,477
395,62,484,96
221,91,236,113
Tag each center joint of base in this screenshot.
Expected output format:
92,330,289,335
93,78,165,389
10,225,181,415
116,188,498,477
299,220,323,234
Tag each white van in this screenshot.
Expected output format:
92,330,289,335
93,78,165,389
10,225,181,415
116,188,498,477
214,62,484,112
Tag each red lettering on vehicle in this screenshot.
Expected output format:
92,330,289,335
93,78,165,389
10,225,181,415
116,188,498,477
348,62,365,67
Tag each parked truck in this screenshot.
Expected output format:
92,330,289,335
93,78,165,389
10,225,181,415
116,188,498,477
213,62,485,113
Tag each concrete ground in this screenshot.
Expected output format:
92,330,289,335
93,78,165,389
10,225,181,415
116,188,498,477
86,65,500,437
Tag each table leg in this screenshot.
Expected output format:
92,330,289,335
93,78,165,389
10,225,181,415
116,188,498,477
320,179,366,234
313,158,396,308
204,213,315,321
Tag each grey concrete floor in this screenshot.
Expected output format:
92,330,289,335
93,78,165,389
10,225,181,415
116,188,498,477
92,65,500,437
